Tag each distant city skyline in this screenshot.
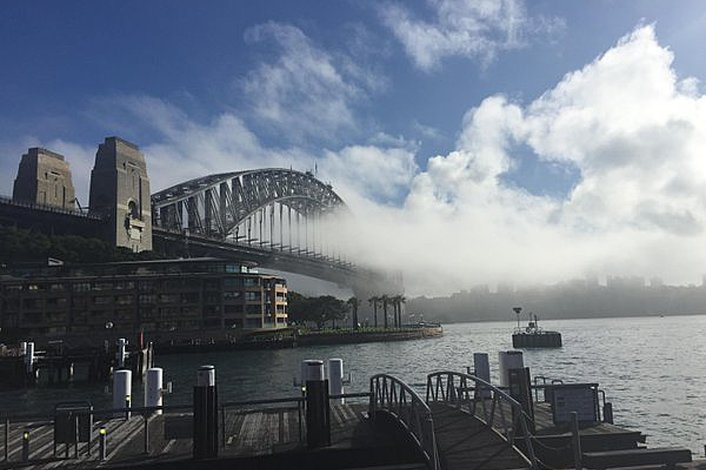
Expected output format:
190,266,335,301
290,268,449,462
3,1,706,294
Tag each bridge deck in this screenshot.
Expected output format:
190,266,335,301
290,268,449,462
429,403,530,470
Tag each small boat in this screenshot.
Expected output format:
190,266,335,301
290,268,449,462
512,307,562,348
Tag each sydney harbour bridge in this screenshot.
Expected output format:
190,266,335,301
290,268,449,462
1,149,399,293
150,168,383,289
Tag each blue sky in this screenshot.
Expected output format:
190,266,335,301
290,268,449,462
3,1,706,293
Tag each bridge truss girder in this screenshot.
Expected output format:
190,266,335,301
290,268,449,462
151,168,347,259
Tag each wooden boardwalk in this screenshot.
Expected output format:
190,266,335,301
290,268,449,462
0,403,425,469
429,403,530,470
0,399,668,470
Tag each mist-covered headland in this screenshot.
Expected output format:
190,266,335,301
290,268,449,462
408,277,706,324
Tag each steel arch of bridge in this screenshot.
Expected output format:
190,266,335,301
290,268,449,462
151,168,347,259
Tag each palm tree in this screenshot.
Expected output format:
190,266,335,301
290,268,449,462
347,297,360,329
381,295,389,329
368,296,379,328
394,294,407,328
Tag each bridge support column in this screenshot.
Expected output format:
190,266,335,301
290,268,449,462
304,360,330,448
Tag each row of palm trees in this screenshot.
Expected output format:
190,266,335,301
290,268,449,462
345,295,407,329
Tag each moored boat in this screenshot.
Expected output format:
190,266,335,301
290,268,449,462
512,307,562,348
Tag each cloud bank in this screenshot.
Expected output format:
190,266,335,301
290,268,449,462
4,23,706,296
338,24,706,294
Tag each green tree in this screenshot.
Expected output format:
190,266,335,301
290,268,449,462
287,292,348,329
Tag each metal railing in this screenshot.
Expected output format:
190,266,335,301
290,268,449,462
426,371,539,470
369,374,439,470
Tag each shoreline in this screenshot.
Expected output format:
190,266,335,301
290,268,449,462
153,324,444,354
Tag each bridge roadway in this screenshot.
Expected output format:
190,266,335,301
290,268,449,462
428,402,530,470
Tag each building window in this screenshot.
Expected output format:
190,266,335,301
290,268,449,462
244,291,260,301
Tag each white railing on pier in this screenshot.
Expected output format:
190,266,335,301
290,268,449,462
426,371,539,470
369,374,440,470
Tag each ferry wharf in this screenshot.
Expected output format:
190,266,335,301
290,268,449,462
0,361,700,470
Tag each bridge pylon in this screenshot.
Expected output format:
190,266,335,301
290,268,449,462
89,136,152,252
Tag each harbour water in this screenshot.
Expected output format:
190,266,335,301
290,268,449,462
2,314,705,454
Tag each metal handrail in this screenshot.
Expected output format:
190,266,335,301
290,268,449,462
369,374,439,470
426,371,539,470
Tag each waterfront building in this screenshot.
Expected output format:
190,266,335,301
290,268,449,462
0,258,288,347
12,147,76,210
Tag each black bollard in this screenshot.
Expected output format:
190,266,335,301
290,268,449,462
98,428,107,460
193,365,218,460
303,360,330,448
22,430,29,462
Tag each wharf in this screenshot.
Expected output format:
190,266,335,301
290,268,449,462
0,403,424,470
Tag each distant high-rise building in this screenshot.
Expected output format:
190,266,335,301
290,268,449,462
89,137,152,252
12,147,76,210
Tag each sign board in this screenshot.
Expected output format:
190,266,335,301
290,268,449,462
551,384,598,424
54,402,93,444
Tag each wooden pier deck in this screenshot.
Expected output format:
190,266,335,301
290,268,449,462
0,403,426,470
1,398,695,470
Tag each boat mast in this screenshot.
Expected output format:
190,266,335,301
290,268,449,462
513,307,522,330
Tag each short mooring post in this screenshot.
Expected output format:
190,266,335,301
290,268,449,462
193,365,218,459
571,411,582,470
22,430,29,462
304,359,330,448
98,427,107,460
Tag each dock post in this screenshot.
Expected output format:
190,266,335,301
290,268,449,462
473,353,491,398
4,417,8,462
144,368,164,416
99,428,107,460
571,411,581,470
498,350,523,387
193,365,218,459
304,359,330,448
116,338,127,369
603,402,614,424
22,430,29,462
113,369,132,418
328,358,344,404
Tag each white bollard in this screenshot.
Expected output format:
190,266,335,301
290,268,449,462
116,338,127,369
25,342,35,373
20,341,27,356
498,350,524,387
328,358,344,404
144,367,164,415
113,369,132,418
304,360,325,382
196,364,216,387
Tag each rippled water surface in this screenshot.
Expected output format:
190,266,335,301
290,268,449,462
4,315,706,452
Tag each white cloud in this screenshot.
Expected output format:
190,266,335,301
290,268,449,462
379,0,564,71
241,22,381,143
334,24,706,293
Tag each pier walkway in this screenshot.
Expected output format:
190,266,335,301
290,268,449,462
1,370,693,470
